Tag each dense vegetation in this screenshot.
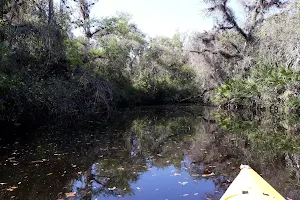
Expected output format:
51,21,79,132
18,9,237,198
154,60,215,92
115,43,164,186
0,0,200,125
192,0,300,112
1,0,300,126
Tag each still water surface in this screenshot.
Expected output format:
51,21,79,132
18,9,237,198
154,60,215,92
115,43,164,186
1,106,300,199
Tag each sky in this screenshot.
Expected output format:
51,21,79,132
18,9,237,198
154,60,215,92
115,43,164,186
54,0,218,37
89,0,214,37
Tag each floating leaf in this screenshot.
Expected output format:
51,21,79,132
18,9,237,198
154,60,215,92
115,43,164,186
191,174,200,177
202,172,215,177
178,181,188,185
136,187,141,190
108,187,116,190
171,173,181,176
30,160,44,164
7,186,18,192
65,192,76,198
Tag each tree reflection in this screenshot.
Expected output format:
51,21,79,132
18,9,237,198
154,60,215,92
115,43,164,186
1,106,300,199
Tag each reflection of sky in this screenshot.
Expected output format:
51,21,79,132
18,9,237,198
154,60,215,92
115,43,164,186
70,157,225,200
72,175,86,192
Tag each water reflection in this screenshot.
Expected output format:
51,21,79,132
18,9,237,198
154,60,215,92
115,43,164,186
1,106,300,199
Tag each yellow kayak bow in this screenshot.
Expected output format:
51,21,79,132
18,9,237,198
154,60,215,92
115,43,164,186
220,165,285,200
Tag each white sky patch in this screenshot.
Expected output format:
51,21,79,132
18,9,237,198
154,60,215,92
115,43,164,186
55,0,215,37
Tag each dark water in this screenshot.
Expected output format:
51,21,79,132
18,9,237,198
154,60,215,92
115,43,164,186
1,106,300,200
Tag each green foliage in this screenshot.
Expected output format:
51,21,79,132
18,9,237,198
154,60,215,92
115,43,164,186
65,39,85,66
214,62,300,112
0,5,200,126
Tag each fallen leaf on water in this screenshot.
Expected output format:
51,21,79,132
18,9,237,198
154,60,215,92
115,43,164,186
30,160,44,164
178,181,188,185
136,187,141,190
202,172,215,177
108,187,116,190
7,186,18,192
194,193,198,195
171,173,181,176
182,194,189,196
65,192,76,198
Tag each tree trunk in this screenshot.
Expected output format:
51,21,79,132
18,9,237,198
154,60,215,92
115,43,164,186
47,0,54,63
78,0,91,63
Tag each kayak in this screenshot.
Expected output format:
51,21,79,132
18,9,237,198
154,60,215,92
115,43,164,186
220,165,285,200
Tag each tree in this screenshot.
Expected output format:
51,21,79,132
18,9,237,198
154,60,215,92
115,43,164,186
188,0,289,96
74,0,99,62
204,0,288,42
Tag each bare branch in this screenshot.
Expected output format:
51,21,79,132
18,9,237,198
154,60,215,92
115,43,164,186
190,49,243,59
